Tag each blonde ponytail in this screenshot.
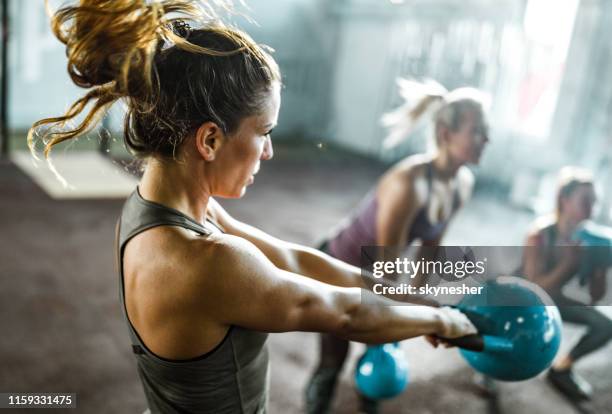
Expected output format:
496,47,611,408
381,79,490,150
381,78,447,149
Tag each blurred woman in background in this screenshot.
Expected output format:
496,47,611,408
523,167,612,402
305,79,490,414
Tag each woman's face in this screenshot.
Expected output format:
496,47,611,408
561,183,596,224
443,109,489,165
211,84,280,198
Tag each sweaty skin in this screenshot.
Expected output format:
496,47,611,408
123,86,477,361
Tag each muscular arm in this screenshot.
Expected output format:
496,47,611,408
375,167,443,305
199,234,475,344
411,238,443,289
376,169,421,249
207,198,365,288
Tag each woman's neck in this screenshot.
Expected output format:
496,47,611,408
431,151,461,181
139,157,211,225
556,214,579,242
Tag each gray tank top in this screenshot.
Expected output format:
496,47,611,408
116,189,269,414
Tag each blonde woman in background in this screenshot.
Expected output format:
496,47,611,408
305,80,490,414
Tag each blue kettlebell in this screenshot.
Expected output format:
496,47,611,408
572,221,612,284
445,276,562,381
355,342,409,400
573,221,612,247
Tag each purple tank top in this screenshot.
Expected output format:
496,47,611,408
327,163,460,267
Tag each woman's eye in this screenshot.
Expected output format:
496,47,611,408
474,127,487,137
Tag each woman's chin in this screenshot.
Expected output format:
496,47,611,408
216,187,247,199
470,153,483,165
233,187,248,198
218,179,254,199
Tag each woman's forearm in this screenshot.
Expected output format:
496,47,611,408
330,289,470,344
293,246,366,288
410,243,441,289
340,302,442,344
294,246,441,307
530,262,575,291
589,268,607,303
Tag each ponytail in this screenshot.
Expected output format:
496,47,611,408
29,0,250,158
381,79,447,149
381,78,489,150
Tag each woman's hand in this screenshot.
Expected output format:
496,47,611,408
425,307,478,348
425,335,450,348
435,306,478,339
560,242,582,274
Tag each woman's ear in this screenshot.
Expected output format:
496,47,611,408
558,195,568,214
195,122,225,161
436,123,450,146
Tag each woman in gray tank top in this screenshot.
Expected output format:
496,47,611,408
28,2,479,413
306,81,491,413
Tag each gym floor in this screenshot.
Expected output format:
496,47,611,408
1,141,610,414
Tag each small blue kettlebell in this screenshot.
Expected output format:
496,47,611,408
354,342,409,400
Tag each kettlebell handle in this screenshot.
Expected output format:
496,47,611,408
439,333,514,353
442,334,485,352
439,307,514,353
438,306,490,351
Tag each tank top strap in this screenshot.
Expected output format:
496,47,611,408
424,161,434,207
422,161,463,215
116,189,216,356
118,189,211,248
451,180,462,212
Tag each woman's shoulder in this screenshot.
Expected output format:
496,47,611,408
378,155,431,205
532,215,556,232
525,215,557,245
181,231,272,284
383,154,431,188
124,226,219,281
393,153,432,176
124,227,255,320
124,224,236,280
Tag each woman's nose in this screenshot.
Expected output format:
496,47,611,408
261,136,273,160
480,130,489,145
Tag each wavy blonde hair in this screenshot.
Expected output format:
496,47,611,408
381,78,490,149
